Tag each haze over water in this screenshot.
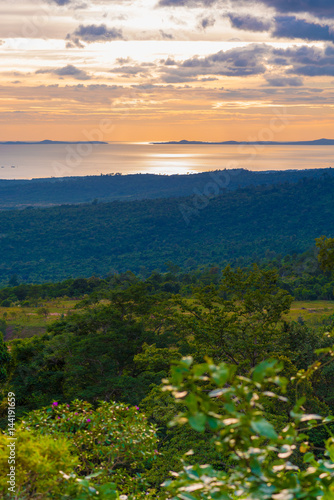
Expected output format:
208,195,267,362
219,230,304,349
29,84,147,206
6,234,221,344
0,143,333,180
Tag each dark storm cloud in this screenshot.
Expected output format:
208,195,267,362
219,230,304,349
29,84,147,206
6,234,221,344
66,24,123,47
36,64,91,80
227,14,271,32
273,16,334,42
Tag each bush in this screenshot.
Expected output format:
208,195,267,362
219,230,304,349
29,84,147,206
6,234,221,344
0,428,78,499
1,300,11,308
22,400,158,495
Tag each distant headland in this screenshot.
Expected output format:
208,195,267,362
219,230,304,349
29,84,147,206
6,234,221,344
0,140,108,145
152,138,334,146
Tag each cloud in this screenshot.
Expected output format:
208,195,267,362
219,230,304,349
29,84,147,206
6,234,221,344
36,64,91,80
224,11,334,43
49,0,71,4
273,16,334,42
110,60,153,78
227,13,271,32
163,58,177,65
66,24,123,47
157,42,334,83
265,76,303,86
258,0,334,18
273,44,334,77
198,16,216,30
160,30,174,39
156,0,334,23
158,0,216,7
160,44,270,81
292,65,334,76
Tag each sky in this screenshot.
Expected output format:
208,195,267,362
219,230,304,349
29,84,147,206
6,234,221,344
1,0,334,141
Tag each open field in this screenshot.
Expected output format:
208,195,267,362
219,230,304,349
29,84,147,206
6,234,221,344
1,298,79,340
2,299,334,341
284,300,334,326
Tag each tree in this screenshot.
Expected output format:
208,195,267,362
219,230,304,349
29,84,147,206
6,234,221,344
37,306,49,319
8,274,19,287
316,236,334,273
0,333,10,383
173,266,292,370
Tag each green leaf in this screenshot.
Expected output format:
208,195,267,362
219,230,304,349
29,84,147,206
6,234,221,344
303,452,315,463
252,359,277,383
188,413,207,432
179,494,198,500
211,365,229,385
315,347,333,355
251,418,278,439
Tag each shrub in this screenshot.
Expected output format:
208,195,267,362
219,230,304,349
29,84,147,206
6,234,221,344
162,354,334,499
0,428,78,499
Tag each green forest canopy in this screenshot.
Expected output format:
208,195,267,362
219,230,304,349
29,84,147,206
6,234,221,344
0,175,334,284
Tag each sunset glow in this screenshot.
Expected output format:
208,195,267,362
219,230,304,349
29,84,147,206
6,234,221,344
1,0,334,142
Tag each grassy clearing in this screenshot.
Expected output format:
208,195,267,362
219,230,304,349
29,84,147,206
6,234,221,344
1,299,79,340
285,301,334,326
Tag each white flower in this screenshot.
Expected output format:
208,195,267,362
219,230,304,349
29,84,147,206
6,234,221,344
119,496,128,500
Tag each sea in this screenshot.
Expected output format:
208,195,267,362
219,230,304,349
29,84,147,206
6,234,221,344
0,143,333,180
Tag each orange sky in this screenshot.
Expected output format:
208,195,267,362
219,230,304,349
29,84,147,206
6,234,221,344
1,1,334,142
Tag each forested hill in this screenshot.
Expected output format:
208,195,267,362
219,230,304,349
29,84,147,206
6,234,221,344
0,175,334,284
0,167,333,209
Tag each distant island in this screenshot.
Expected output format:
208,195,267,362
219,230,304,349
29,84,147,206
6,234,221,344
0,140,108,145
152,138,334,146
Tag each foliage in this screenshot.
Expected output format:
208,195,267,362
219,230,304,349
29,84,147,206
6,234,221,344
0,428,78,499
22,400,157,475
1,175,334,283
2,252,334,498
172,266,293,369
317,236,334,273
162,355,334,500
0,168,331,210
0,399,158,499
0,331,10,383
4,284,175,413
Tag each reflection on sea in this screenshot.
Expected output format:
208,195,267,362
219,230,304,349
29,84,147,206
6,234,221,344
0,143,333,179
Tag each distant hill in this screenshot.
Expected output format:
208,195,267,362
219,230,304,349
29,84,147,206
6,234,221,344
0,168,333,209
0,175,334,284
154,138,334,145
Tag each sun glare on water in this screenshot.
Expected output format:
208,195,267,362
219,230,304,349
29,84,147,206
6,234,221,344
142,152,202,175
